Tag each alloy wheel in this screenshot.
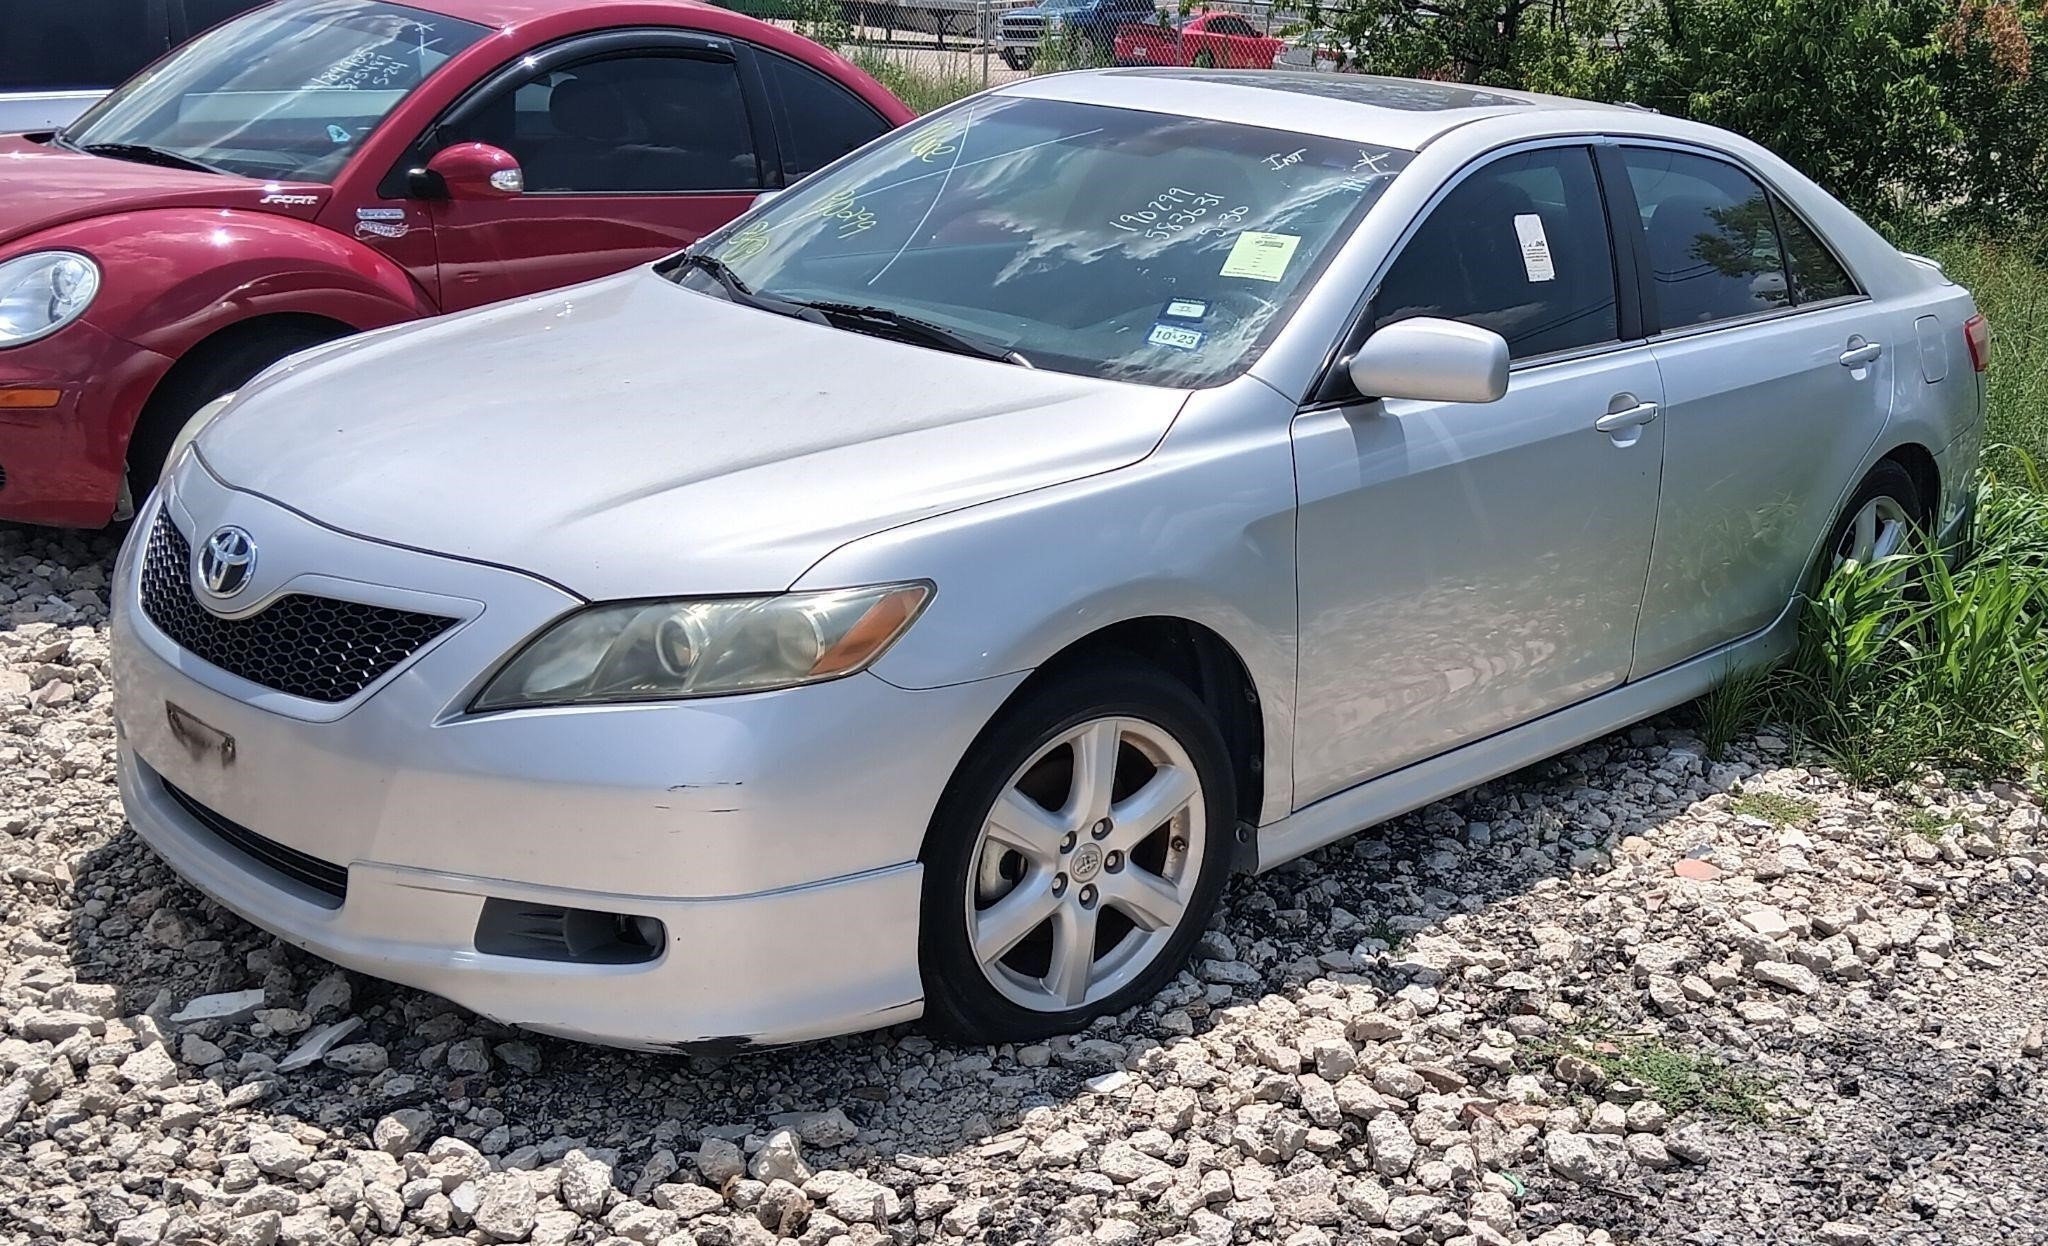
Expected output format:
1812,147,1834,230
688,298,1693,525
1837,494,1913,566
964,715,1206,1011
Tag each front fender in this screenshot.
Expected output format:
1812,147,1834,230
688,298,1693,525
11,208,434,357
793,382,1302,825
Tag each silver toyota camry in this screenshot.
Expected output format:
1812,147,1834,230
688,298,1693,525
112,70,1986,1050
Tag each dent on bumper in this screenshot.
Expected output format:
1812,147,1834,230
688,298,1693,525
121,745,926,1049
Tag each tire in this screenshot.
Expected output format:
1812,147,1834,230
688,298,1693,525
1192,48,1217,68
125,324,339,503
1001,48,1032,70
1821,460,1924,577
919,660,1237,1044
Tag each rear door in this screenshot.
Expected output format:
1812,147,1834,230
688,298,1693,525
1616,144,1896,676
415,30,774,312
752,46,893,184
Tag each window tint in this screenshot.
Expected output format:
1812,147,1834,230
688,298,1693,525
1374,146,1618,360
1209,16,1260,36
0,0,163,91
1620,148,1790,328
449,54,760,193
1774,200,1857,303
759,51,887,180
178,0,271,38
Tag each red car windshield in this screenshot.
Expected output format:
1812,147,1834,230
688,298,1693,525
64,0,486,183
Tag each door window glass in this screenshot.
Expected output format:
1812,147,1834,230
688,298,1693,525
1,0,162,92
1209,16,1259,36
758,51,887,180
1373,145,1618,360
1620,147,1790,328
1774,200,1857,303
447,54,761,193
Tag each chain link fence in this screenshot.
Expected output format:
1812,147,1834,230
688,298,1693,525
720,0,1320,110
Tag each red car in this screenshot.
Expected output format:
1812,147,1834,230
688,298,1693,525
0,0,912,527
1112,12,1284,69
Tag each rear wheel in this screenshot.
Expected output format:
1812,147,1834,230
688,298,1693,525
1192,47,1217,68
919,661,1236,1043
1826,461,1923,572
125,324,340,504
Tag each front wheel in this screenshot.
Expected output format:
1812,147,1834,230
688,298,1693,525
919,662,1236,1043
125,325,339,504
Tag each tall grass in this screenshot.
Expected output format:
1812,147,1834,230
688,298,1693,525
1766,462,2048,786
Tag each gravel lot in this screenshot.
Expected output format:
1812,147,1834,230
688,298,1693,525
3,519,2044,1246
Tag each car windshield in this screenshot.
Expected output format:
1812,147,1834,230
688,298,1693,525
677,96,1413,387
63,0,487,183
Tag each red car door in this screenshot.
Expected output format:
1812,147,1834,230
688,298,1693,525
417,32,772,312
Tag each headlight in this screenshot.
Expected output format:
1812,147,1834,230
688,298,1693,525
472,583,932,710
0,251,100,347
160,391,238,485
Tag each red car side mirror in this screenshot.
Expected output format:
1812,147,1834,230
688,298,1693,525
424,142,525,201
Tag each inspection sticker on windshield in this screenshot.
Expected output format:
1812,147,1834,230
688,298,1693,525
1148,322,1205,351
1514,214,1556,282
1220,231,1300,282
1162,298,1208,321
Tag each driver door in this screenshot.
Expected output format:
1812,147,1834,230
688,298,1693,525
417,34,773,312
1290,144,1666,805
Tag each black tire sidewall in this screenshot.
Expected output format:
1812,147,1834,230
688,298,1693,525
918,661,1237,1044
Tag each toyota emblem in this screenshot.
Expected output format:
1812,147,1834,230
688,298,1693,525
198,526,258,598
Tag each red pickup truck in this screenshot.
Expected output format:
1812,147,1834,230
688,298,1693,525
1112,12,1284,68
0,0,911,527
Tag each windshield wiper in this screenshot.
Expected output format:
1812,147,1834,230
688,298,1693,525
80,142,230,176
795,300,1031,367
679,251,829,327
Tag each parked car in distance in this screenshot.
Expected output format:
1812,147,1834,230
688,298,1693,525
1113,12,1285,68
0,0,912,528
116,69,1985,1050
1271,27,1354,72
0,0,272,134
998,0,1156,69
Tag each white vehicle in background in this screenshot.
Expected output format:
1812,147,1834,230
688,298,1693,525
0,0,269,132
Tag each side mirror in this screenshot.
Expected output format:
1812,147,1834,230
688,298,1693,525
1347,316,1510,404
422,142,524,201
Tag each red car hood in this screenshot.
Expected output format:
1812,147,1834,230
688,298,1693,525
0,134,328,249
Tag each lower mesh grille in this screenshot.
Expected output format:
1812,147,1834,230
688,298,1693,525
162,781,348,907
139,514,456,703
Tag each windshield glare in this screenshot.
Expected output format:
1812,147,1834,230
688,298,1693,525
64,0,486,183
686,97,1412,388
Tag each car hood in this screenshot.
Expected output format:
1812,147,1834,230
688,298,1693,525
199,268,1186,600
0,134,326,248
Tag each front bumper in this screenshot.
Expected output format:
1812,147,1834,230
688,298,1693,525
111,465,1024,1048
0,319,171,526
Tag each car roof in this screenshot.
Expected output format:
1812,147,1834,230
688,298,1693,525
1001,69,1635,150
392,0,716,30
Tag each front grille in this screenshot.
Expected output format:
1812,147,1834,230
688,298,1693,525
139,514,456,703
162,780,348,907
1002,15,1045,38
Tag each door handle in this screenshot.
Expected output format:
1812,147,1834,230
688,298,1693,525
1594,400,1661,434
1839,340,1883,367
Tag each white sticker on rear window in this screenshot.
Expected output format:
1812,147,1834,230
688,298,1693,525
1220,231,1300,282
1514,213,1556,282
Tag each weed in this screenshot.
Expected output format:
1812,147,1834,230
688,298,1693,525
1360,916,1406,952
1599,1039,1776,1124
1694,664,1770,760
1901,807,1953,842
1728,789,1819,827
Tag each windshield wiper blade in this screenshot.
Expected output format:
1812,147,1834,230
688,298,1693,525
81,142,229,176
796,300,1031,367
680,251,828,326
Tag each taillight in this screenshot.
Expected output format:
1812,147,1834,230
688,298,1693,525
1964,313,1990,373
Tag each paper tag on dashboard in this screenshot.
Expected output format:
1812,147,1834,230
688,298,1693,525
1514,214,1555,282
1220,231,1300,282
